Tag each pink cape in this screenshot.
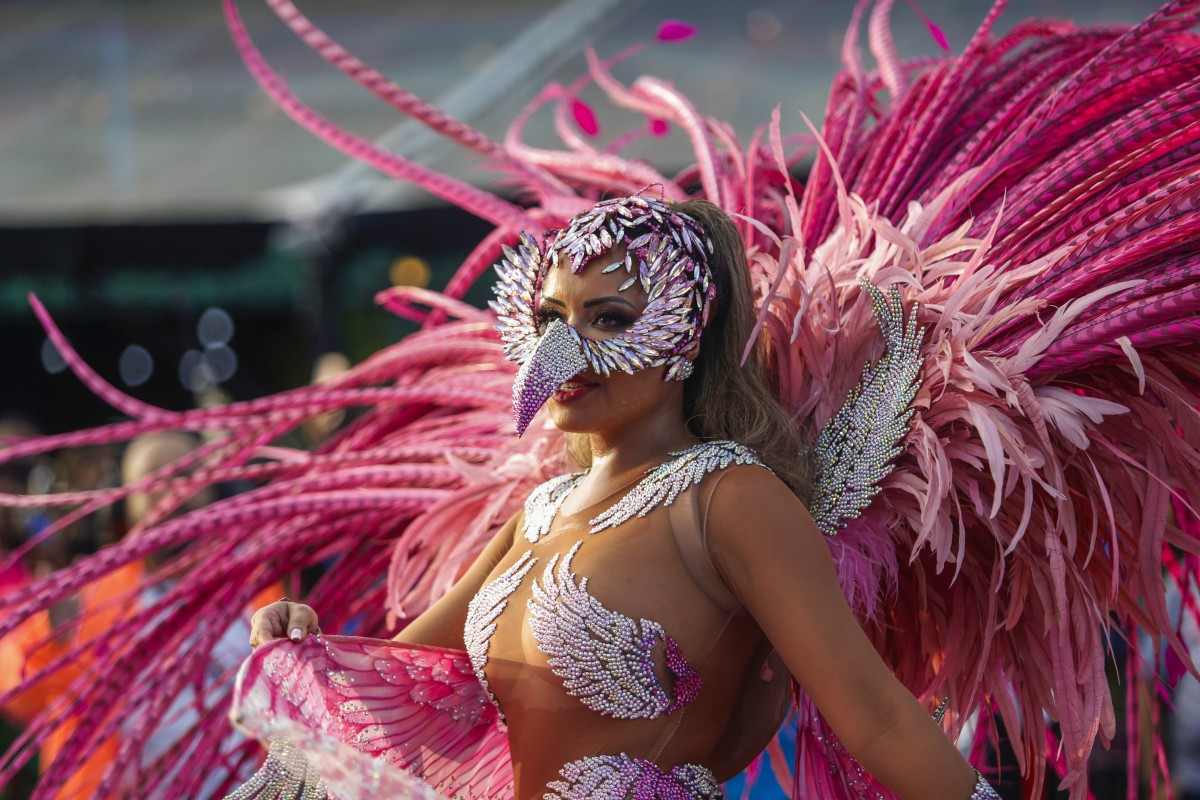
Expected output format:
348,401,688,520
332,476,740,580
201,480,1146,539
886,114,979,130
229,636,512,799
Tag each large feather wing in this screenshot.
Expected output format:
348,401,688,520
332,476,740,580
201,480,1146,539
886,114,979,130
5,2,1200,799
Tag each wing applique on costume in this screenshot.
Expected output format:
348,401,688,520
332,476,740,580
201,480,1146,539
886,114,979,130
522,474,584,543
808,283,925,537
226,636,513,800
588,440,768,533
463,549,538,716
527,541,701,719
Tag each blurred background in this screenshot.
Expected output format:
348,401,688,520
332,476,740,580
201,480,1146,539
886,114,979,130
0,1,1174,798
0,0,1161,431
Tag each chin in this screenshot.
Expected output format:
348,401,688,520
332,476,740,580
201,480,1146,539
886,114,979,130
547,408,595,434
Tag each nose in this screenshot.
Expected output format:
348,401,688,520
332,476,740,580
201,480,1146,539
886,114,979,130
511,320,588,437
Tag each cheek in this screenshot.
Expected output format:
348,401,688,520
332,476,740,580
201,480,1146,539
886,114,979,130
605,369,666,407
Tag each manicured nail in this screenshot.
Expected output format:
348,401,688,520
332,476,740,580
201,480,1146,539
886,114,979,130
290,628,302,641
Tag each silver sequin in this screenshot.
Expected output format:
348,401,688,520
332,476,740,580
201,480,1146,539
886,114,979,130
464,550,537,719
527,541,701,719
523,472,585,543
588,440,767,533
971,770,1003,800
520,440,768,543
223,737,328,800
809,283,925,536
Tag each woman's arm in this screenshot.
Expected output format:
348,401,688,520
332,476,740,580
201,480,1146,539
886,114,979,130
705,467,980,800
392,510,520,648
249,511,520,650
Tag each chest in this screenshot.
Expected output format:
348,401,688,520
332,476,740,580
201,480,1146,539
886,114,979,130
466,519,706,722
463,441,766,722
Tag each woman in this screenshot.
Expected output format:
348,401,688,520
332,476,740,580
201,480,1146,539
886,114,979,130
4,2,1200,798
241,196,993,799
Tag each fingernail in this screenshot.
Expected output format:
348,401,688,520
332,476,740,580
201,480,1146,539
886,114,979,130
290,628,302,641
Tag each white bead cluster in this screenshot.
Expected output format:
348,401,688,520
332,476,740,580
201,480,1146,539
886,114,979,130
463,549,537,720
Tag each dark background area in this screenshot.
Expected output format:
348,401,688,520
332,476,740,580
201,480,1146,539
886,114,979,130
2,207,493,432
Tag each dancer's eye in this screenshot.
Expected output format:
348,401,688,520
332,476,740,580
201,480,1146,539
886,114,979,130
534,307,563,332
592,310,634,331
534,306,633,334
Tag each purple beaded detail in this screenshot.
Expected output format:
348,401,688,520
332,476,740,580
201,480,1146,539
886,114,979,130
463,549,537,720
510,319,589,437
490,195,716,436
544,754,723,800
661,636,702,713
528,541,701,719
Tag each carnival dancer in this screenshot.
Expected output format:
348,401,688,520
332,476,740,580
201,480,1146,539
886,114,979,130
2,1,1200,798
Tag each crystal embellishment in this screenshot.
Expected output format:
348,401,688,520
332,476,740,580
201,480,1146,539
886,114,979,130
527,541,702,720
544,754,724,800
464,550,537,719
971,770,1003,800
510,319,590,437
809,283,925,536
490,196,717,385
588,440,767,533
224,737,328,800
523,472,585,543
520,440,768,543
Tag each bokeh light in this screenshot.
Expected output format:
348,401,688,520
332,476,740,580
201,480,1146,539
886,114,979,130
390,255,432,288
41,338,68,374
118,344,154,387
197,307,234,347
204,343,238,383
179,348,215,392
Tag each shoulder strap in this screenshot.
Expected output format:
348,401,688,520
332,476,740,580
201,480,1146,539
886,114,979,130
667,470,745,616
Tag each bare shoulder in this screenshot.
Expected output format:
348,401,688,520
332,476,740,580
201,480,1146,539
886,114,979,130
702,463,822,556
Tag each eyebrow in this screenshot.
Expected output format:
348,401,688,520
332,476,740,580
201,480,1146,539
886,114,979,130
540,295,637,310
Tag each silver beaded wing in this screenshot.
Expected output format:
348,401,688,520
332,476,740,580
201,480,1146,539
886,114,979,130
588,440,767,533
808,283,925,536
527,542,675,720
522,472,585,543
545,754,723,800
464,550,538,717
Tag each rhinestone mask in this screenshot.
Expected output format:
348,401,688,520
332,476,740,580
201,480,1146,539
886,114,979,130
490,196,716,436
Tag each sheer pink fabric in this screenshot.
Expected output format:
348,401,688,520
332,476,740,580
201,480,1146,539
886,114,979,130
228,636,512,799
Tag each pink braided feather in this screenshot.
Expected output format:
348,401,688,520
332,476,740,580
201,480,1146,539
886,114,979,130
6,3,1200,798
224,0,533,231
261,0,569,199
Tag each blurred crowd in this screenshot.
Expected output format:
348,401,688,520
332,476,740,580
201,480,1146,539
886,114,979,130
0,353,350,799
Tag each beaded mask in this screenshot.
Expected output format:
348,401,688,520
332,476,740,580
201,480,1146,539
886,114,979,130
490,195,716,436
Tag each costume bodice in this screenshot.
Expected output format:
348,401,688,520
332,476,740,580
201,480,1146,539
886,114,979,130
462,441,787,798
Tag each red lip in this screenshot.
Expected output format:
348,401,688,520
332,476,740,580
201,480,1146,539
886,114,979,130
553,381,598,403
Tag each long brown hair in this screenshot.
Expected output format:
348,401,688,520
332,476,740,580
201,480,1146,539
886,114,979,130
566,199,813,501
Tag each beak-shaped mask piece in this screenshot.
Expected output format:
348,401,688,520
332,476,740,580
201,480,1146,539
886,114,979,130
512,320,588,437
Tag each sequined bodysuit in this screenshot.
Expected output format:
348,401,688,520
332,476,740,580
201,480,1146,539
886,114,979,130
463,441,790,800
